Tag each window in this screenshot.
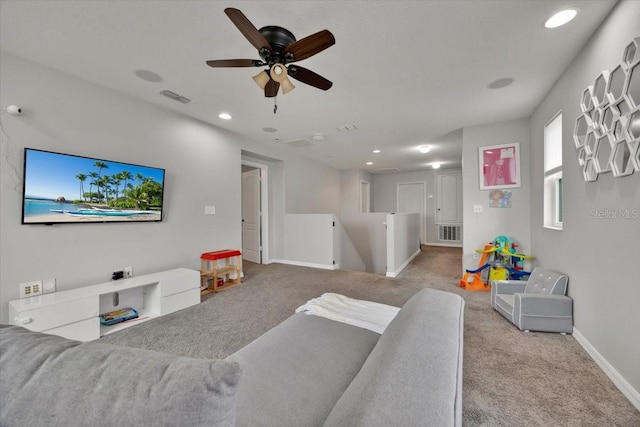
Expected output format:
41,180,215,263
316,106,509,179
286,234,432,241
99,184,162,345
544,112,563,229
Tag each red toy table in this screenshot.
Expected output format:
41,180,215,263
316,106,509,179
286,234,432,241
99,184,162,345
200,249,242,295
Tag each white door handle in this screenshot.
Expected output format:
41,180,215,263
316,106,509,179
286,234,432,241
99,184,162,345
14,317,33,325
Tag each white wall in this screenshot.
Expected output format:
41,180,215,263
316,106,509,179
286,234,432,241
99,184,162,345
385,213,421,277
279,214,337,269
0,52,342,322
529,0,640,405
462,119,532,274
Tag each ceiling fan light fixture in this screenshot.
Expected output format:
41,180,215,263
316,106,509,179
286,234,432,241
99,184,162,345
270,64,287,83
281,78,295,94
253,70,270,90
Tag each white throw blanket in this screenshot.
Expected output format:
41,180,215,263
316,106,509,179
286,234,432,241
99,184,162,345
295,293,400,334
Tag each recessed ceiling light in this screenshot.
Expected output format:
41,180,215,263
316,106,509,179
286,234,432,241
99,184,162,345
373,149,381,154
487,78,514,89
544,9,578,29
366,162,373,166
218,112,232,120
432,162,441,169
418,145,431,154
134,69,164,83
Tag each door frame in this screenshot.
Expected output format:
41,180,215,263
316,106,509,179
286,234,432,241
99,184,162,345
241,160,269,264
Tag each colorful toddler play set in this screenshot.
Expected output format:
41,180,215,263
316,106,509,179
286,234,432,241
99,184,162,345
460,235,533,291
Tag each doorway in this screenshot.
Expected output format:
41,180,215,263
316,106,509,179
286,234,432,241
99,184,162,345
241,160,269,264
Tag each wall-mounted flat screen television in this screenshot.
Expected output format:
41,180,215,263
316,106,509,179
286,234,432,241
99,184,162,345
22,148,165,225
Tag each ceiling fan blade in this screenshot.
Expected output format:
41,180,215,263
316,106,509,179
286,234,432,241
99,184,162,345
224,8,271,51
283,30,335,62
265,79,280,97
287,65,333,91
206,59,263,68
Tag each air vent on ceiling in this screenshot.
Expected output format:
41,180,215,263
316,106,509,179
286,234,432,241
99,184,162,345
286,139,314,148
336,124,358,132
374,168,401,174
159,90,192,104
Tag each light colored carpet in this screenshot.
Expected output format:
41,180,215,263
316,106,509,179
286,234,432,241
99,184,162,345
100,246,640,426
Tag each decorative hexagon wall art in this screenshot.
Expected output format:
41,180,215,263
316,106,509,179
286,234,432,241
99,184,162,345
611,139,634,177
622,37,640,66
606,64,627,103
583,157,598,182
632,139,640,172
592,107,605,137
575,38,640,181
581,86,594,113
613,114,629,141
577,147,587,166
615,97,632,117
593,134,613,173
573,115,590,148
602,105,618,133
593,70,610,108
627,107,640,141
585,130,598,155
624,60,639,108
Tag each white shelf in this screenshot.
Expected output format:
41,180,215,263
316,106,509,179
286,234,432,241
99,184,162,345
9,268,200,341
100,313,158,336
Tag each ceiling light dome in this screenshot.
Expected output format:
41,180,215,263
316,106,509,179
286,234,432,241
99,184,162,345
419,145,431,154
544,9,578,29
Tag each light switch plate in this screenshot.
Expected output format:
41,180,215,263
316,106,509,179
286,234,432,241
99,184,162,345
473,205,483,213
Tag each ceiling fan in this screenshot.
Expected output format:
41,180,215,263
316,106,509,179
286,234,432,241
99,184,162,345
206,8,335,98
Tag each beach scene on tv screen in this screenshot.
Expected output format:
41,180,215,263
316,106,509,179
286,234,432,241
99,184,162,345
23,149,164,223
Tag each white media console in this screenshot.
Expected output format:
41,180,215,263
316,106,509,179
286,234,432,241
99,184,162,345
9,268,200,342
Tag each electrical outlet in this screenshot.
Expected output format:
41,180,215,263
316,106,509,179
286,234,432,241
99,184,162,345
43,278,56,294
19,280,43,298
123,266,133,278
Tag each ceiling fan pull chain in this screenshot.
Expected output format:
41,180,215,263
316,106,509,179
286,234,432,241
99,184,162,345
273,96,278,114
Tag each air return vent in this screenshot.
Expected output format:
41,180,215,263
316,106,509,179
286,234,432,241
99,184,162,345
438,225,462,242
285,139,314,148
374,168,401,174
159,90,192,104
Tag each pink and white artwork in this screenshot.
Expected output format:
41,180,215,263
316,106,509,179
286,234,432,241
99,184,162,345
479,143,521,189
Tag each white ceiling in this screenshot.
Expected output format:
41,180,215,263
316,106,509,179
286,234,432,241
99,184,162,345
0,0,617,172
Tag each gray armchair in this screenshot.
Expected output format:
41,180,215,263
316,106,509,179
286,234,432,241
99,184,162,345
491,267,572,334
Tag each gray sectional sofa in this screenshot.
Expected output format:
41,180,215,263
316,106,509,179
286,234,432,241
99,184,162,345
0,288,464,427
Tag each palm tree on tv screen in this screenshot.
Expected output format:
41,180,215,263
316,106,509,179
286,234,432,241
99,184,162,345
75,173,87,202
94,161,108,203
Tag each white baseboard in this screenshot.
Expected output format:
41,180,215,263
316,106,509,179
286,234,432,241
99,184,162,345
386,249,421,278
423,241,462,248
573,327,640,411
271,259,338,271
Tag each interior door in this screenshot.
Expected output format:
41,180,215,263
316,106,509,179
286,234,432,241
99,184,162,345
397,182,426,244
436,173,462,223
242,168,261,263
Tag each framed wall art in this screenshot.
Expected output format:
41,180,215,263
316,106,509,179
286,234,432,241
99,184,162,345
479,143,521,190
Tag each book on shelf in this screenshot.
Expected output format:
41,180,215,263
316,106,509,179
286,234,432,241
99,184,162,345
99,307,139,326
